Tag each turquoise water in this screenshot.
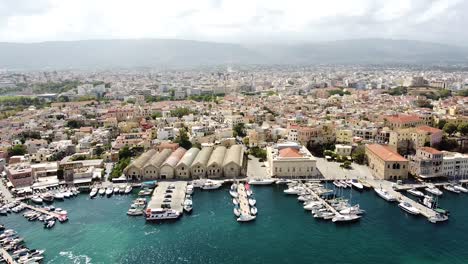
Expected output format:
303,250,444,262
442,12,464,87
2,184,468,264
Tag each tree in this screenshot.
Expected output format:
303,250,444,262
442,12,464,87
233,123,246,137
250,147,267,160
341,161,352,169
118,146,132,159
437,120,447,129
8,144,27,157
457,123,468,136
434,136,458,151
174,128,192,149
151,112,162,119
243,137,250,146
443,123,458,135
351,145,366,165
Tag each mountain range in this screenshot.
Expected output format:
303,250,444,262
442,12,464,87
0,38,467,70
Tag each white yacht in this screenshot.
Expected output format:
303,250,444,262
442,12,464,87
124,185,133,194
454,184,468,193
333,181,344,188
339,205,365,215
30,196,43,204
185,185,194,195
284,186,305,195
89,188,98,198
407,189,424,197
233,206,241,217
303,201,323,211
275,179,291,184
229,190,238,198
248,198,256,206
332,214,361,223
248,178,275,185
443,184,460,194
250,206,258,215
105,187,113,196
350,179,364,190
127,208,143,216
54,192,64,200
200,181,222,190
183,199,193,213
237,214,256,222
145,208,181,220
425,184,443,196
374,188,397,202
398,202,420,215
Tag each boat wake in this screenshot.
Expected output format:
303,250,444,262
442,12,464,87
144,230,160,236
59,251,93,264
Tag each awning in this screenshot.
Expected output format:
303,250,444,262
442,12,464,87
73,178,93,184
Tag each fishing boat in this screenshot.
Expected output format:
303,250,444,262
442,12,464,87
350,179,364,190
425,184,443,196
398,202,420,215
89,187,98,198
237,214,256,222
374,187,396,202
248,178,275,185
407,189,424,197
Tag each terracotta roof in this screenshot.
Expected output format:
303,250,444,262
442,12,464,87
366,144,407,162
279,147,302,158
416,125,442,134
386,114,421,124
419,147,442,155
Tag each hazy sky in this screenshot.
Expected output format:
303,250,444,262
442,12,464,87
1,0,467,45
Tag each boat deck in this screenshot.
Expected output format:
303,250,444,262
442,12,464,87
0,247,18,264
237,183,251,216
366,179,438,220
147,182,187,213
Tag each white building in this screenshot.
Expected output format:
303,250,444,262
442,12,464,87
157,127,175,140
335,144,352,157
267,142,318,178
224,115,244,128
442,151,468,178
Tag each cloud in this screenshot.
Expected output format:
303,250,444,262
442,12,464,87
0,0,467,45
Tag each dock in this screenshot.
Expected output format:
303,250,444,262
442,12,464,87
304,184,339,215
237,184,251,216
23,204,67,220
1,247,18,264
366,179,438,221
147,181,187,213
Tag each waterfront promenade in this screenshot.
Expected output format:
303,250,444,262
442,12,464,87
0,247,17,264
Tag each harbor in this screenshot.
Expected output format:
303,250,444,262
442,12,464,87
146,181,188,214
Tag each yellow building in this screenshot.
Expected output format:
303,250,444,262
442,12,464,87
335,129,353,144
365,144,408,180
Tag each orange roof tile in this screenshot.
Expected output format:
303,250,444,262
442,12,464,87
279,147,302,158
416,125,442,134
419,147,442,155
386,114,421,124
366,144,407,162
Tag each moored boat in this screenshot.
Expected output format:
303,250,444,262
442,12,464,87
248,178,275,185
407,188,424,197
398,202,420,215
237,214,256,222
374,188,396,202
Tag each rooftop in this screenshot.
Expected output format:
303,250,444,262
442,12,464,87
366,144,407,162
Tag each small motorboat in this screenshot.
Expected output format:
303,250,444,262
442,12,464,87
183,199,193,213
332,214,361,223
444,184,460,194
105,187,113,197
374,188,396,202
398,202,420,215
248,198,256,206
98,188,106,196
333,181,344,188
54,192,64,200
350,179,364,190
425,184,443,196
124,185,133,194
453,184,468,193
185,185,194,195
233,207,241,217
232,198,239,205
229,190,238,198
250,206,258,215
30,196,43,204
407,189,424,197
44,220,56,229
113,186,120,194
89,188,98,198
248,178,275,185
127,208,143,216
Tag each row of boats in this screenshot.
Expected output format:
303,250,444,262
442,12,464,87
332,179,365,190
89,185,133,198
29,187,80,204
285,181,364,223
231,183,257,222
0,226,45,263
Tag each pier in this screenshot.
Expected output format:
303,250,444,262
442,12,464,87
237,184,251,216
23,204,67,220
1,247,18,264
304,184,339,215
366,179,438,221
147,181,187,213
